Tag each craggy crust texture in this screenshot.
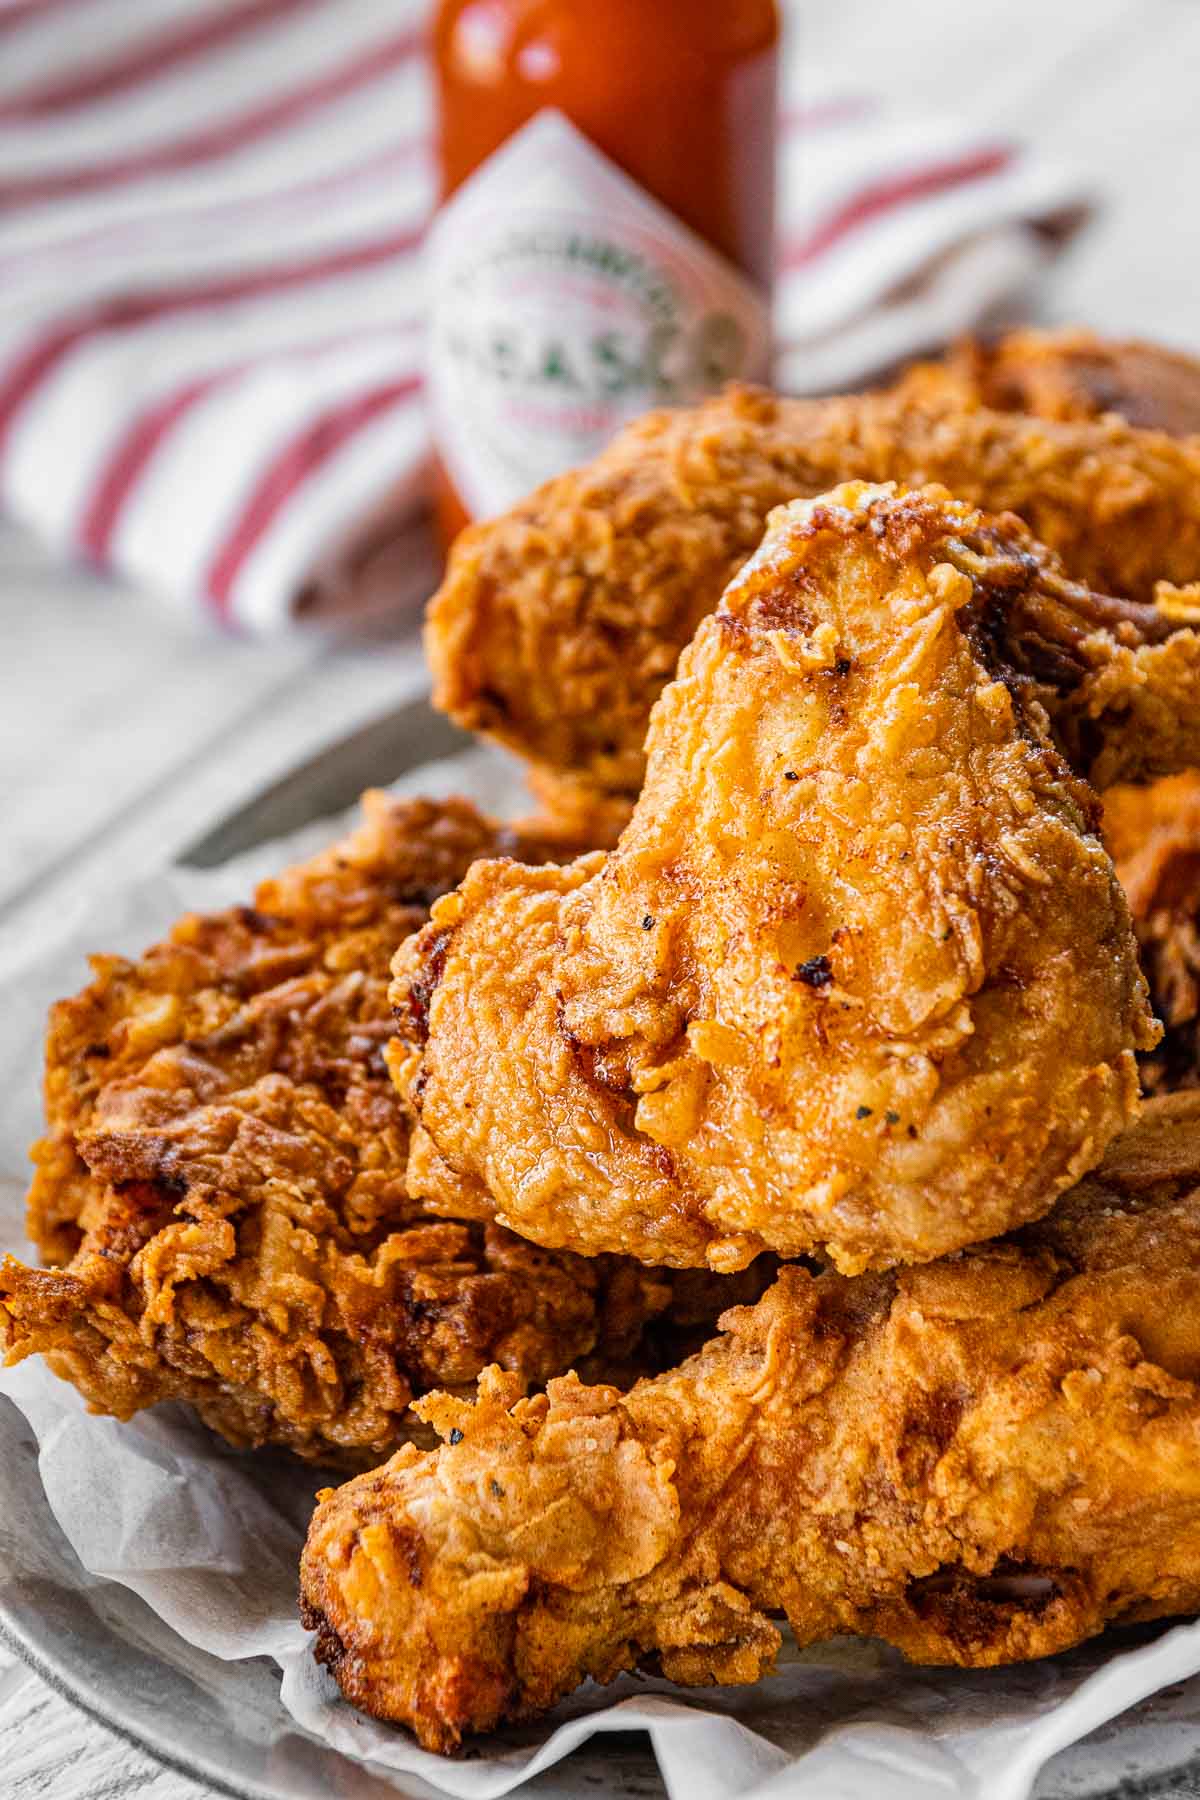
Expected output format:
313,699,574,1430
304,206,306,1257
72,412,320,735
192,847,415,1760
300,1093,1200,1753
393,485,1156,1274
426,380,1200,820
899,328,1200,437
0,794,760,1466
1105,772,1200,1095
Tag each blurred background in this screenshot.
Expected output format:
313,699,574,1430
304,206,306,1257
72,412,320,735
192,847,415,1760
2,0,1199,960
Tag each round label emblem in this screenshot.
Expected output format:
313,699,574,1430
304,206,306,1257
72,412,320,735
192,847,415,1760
428,111,773,517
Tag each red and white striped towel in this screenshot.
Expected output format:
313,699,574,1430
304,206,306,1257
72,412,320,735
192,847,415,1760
0,0,1089,633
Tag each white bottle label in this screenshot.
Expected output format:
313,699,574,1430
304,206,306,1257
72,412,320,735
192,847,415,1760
427,109,772,519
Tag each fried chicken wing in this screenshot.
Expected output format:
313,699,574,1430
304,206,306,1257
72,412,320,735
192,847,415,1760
427,381,1200,829
0,794,762,1466
392,485,1156,1274
900,328,1200,436
300,1092,1200,1752
1105,772,1200,1095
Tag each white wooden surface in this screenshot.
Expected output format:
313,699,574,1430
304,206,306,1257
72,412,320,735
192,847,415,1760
3,2,1200,1793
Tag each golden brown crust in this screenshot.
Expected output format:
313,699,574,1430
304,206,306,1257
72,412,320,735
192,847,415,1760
426,378,1200,824
900,328,1200,436
521,766,639,853
1105,773,1200,1094
394,485,1155,1274
300,1093,1200,1752
1,793,767,1465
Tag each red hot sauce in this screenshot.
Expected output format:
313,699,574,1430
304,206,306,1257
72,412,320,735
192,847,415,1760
428,0,780,547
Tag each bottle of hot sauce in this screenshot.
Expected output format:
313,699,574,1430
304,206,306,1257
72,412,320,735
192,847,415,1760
428,0,780,548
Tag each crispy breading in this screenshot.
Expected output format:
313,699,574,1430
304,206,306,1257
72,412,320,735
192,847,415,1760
299,1093,1200,1753
427,381,1200,829
899,328,1200,436
392,485,1156,1274
0,794,764,1466
1105,772,1200,1095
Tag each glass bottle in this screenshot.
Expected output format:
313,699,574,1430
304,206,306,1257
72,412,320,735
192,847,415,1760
428,0,780,547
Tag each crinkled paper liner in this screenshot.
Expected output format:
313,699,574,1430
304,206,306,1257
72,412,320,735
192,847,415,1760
3,746,1200,1800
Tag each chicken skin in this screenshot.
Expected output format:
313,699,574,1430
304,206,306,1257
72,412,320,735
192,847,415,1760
901,328,1200,437
427,381,1200,832
300,1092,1200,1753
1105,773,1200,1095
392,485,1156,1274
0,794,762,1466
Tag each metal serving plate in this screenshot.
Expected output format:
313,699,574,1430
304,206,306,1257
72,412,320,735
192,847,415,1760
5,698,1200,1800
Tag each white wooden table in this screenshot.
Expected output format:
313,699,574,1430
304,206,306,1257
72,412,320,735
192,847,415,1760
3,1,1200,1792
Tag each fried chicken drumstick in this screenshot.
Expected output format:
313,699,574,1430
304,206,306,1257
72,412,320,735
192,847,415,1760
0,794,762,1466
428,379,1200,828
392,485,1155,1274
300,1092,1200,1753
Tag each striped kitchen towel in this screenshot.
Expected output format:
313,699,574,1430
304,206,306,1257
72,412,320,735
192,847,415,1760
0,0,1089,633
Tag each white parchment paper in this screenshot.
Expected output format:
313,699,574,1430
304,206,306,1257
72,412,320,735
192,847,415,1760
3,746,1200,1800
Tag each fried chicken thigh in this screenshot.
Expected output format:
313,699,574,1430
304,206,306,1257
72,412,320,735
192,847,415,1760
1105,773,1200,1095
392,485,1155,1274
300,1093,1200,1752
427,381,1200,828
0,794,760,1466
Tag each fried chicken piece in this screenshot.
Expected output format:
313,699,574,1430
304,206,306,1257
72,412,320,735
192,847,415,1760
0,794,762,1466
392,485,1156,1275
300,1092,1200,1752
900,328,1200,436
1104,773,1200,1095
1008,318,1200,1105
427,382,1200,828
